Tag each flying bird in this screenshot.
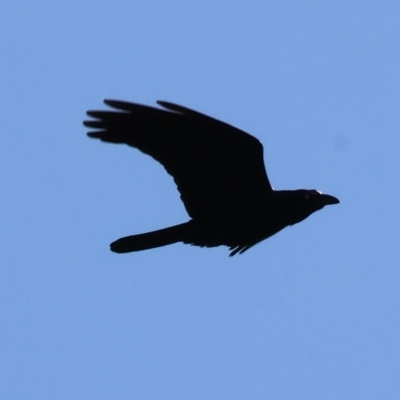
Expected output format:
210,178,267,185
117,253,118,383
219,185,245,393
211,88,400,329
84,99,339,256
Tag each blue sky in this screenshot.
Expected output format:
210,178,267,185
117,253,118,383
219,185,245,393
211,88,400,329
1,2,400,399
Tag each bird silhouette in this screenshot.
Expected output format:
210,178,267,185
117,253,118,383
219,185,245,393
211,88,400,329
84,99,339,256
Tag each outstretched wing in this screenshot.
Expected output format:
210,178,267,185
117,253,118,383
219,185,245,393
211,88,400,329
84,99,273,219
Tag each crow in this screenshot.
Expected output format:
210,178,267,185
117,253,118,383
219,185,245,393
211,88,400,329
84,99,339,256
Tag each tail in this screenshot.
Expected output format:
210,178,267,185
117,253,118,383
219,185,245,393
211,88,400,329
110,222,190,253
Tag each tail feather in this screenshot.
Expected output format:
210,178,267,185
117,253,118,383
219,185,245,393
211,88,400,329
110,223,189,253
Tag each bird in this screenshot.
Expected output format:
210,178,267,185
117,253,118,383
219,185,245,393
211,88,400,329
84,99,339,256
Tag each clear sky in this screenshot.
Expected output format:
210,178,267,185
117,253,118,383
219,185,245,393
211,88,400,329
2,2,400,399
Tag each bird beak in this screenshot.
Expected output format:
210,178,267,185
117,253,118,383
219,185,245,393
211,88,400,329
320,194,340,205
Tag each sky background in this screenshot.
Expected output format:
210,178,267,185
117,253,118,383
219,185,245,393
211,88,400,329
1,1,400,399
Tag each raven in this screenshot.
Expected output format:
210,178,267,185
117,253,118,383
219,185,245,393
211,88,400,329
84,100,339,256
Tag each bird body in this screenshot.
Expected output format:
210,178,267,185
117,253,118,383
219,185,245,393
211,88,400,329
84,100,339,256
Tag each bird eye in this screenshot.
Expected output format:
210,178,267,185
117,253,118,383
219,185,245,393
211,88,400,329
304,193,311,200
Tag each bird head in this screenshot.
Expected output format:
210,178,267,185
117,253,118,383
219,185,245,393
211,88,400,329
280,189,339,225
293,189,339,223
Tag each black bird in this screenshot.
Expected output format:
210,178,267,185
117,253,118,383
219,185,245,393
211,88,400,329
84,99,339,256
